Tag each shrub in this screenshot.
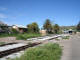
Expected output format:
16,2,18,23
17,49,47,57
16,33,41,40
0,33,18,38
62,36,70,39
12,43,62,60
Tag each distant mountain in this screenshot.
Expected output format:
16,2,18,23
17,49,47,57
61,26,76,30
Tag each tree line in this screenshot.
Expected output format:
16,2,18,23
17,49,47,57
0,19,80,34
27,19,60,34
27,19,80,34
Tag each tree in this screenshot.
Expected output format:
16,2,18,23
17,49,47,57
11,28,19,34
27,24,33,33
0,21,11,34
77,21,80,32
32,22,39,33
43,19,53,33
53,24,60,34
0,21,7,26
27,22,39,33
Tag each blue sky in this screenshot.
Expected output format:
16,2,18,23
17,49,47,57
0,0,80,28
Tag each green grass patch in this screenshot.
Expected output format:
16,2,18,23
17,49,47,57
0,42,5,45
16,33,41,40
62,36,70,39
11,43,62,60
0,33,41,40
0,33,18,38
55,38,60,41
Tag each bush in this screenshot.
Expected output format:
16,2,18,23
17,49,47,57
62,36,70,39
16,33,41,40
12,43,62,60
0,33,18,38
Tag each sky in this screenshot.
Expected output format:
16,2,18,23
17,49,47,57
0,0,80,28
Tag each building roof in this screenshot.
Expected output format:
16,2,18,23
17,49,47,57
12,25,27,28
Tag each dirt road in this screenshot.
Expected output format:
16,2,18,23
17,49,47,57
60,34,80,60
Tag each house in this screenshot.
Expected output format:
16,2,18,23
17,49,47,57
0,21,12,34
40,29,47,36
12,25,27,33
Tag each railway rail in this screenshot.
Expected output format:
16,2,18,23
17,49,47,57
0,42,41,58
0,42,17,47
0,34,66,58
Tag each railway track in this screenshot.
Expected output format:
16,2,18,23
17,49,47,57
0,42,42,58
0,34,65,58
0,42,17,47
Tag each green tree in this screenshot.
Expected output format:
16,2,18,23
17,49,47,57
11,28,19,34
43,19,53,33
53,24,60,34
27,22,39,33
77,21,80,32
27,24,33,33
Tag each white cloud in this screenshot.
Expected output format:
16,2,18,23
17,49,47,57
0,13,7,18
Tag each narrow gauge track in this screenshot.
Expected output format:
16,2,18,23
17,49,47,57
0,35,62,58
0,42,17,47
0,42,42,58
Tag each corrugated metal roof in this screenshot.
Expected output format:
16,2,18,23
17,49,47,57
13,25,27,28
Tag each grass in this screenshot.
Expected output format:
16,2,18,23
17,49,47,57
55,38,60,41
62,36,70,39
0,33,18,38
0,33,41,40
0,42,5,45
16,33,41,40
11,43,62,60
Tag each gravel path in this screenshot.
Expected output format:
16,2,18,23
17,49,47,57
60,36,72,60
58,34,80,60
71,34,80,60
